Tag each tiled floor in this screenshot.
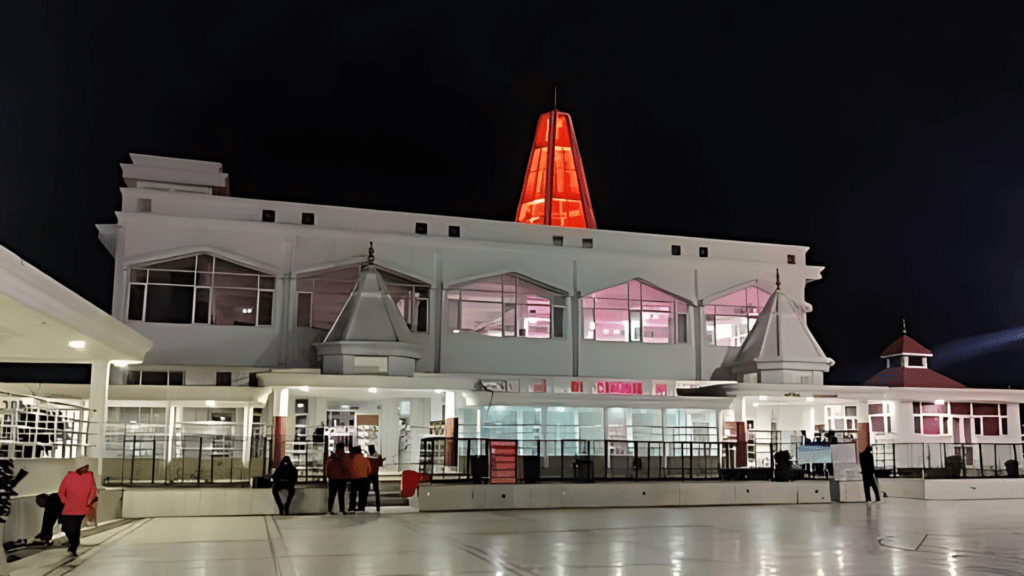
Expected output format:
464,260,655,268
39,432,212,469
21,499,1024,575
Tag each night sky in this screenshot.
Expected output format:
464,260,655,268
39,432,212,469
4,5,1024,386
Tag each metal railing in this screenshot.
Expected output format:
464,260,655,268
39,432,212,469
103,433,273,486
872,443,1023,478
418,438,800,483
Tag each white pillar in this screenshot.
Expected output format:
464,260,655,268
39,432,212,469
88,361,110,478
379,399,400,473
241,406,253,468
408,398,431,471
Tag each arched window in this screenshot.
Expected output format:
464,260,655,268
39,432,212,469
581,280,690,344
127,254,274,326
296,266,430,332
704,285,771,347
446,274,565,338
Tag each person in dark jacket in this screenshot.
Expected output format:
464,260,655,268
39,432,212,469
272,457,298,515
33,493,64,544
366,445,386,513
860,446,881,502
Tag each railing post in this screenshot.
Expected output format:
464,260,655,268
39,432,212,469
120,433,126,486
130,435,137,484
197,437,203,487
152,436,157,485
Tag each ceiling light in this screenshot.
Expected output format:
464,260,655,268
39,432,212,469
68,341,86,349
368,387,378,393
111,360,140,368
435,389,444,394
298,386,309,392
759,395,767,401
205,400,215,407
752,403,760,407
935,399,945,405
452,330,460,333
341,405,350,409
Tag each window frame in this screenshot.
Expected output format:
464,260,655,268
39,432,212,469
447,273,566,339
296,264,431,333
703,284,772,348
127,254,274,327
581,279,690,345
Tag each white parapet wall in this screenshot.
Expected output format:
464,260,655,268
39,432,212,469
879,477,1024,500
416,481,832,512
122,486,326,517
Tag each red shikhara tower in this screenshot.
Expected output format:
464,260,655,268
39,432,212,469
515,109,597,228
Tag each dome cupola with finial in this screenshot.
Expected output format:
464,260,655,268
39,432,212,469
314,243,424,377
864,321,965,388
723,270,834,384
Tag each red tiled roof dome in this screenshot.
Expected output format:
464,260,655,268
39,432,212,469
864,367,965,388
881,335,932,357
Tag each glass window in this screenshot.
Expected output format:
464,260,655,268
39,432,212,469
447,274,564,339
297,265,430,332
703,284,772,347
581,280,690,344
127,255,273,326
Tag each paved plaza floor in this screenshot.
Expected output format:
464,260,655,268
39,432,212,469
12,499,1024,575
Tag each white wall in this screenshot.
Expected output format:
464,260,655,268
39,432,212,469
110,189,825,381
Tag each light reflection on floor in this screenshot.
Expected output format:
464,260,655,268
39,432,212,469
34,499,1024,575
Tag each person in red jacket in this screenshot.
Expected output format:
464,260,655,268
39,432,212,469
348,446,371,513
58,458,97,557
324,443,352,515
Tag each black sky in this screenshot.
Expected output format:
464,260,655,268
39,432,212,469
4,4,1024,386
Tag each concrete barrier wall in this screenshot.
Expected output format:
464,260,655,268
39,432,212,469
5,488,122,546
417,481,831,512
122,486,330,518
880,478,925,500
924,478,1024,500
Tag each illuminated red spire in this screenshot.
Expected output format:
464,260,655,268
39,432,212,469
515,109,597,228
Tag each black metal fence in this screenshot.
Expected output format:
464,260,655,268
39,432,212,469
104,433,274,486
871,443,1024,478
419,438,770,483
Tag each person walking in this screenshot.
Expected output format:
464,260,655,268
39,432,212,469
366,445,386,513
348,446,371,513
860,446,881,502
272,456,298,515
58,458,98,557
32,493,64,545
325,443,352,515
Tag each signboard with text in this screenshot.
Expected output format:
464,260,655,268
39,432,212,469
595,381,644,395
489,440,517,484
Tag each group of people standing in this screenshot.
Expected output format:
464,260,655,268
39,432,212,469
325,444,385,514
269,443,385,515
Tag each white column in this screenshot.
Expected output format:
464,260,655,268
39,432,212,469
408,398,431,471
88,361,111,478
378,399,401,473
241,406,253,468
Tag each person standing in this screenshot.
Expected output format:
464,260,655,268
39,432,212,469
32,493,64,545
348,446,371,513
58,458,98,557
860,446,881,502
324,444,352,515
366,446,386,513
271,456,298,515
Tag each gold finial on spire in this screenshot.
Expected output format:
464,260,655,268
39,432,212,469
776,268,781,290
902,318,906,334
367,242,375,265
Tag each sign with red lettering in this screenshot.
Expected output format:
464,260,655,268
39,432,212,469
489,440,517,484
571,381,583,392
654,383,668,396
595,381,644,395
